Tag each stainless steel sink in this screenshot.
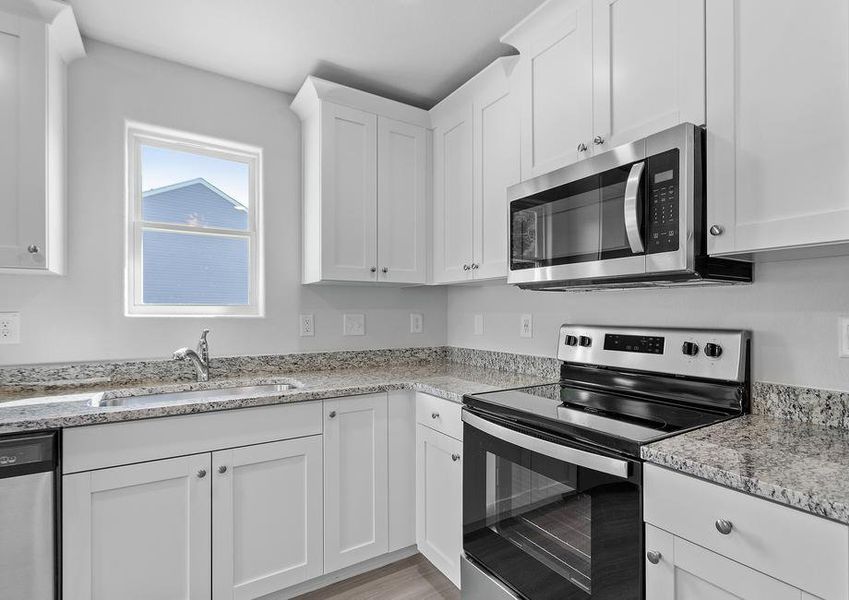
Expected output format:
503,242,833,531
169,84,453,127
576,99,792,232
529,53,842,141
89,381,303,408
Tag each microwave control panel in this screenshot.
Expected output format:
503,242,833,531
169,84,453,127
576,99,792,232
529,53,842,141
646,149,680,254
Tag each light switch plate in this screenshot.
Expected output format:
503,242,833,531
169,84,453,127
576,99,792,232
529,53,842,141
520,314,533,338
0,312,20,344
473,314,484,336
299,314,314,337
840,317,849,358
343,313,365,336
410,313,423,334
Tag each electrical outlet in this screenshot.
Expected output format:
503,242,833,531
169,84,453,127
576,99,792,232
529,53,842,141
343,313,365,336
0,312,20,344
840,317,849,358
410,313,423,334
473,314,484,336
299,314,314,337
520,314,533,338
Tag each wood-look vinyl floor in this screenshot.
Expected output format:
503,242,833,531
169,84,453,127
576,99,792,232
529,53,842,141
294,554,461,600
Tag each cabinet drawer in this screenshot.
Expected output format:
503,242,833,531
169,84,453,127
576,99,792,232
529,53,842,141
415,393,462,441
644,464,849,600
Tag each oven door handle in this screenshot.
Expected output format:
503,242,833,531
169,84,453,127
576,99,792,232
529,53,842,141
624,161,645,254
462,411,630,479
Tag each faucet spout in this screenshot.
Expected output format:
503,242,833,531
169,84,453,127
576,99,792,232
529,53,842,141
173,330,211,382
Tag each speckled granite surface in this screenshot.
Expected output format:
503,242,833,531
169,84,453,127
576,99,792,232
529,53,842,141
0,361,552,434
752,381,849,429
642,415,849,524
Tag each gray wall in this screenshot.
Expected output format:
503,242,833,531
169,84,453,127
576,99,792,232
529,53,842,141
0,41,446,365
447,256,849,391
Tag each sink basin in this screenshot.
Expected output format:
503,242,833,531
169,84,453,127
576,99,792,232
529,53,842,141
89,382,302,408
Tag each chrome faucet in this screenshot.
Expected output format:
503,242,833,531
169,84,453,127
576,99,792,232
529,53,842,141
173,329,210,382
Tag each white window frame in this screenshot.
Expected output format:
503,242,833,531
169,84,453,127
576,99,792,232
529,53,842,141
125,122,264,317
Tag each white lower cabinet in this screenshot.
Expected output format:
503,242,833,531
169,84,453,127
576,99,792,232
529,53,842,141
212,436,323,600
416,421,463,588
644,464,847,600
323,393,389,572
646,524,802,600
63,454,213,600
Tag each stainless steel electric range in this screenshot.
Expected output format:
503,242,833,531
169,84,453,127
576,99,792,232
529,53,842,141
461,325,751,600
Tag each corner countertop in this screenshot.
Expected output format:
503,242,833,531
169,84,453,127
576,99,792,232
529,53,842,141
0,361,552,434
642,414,849,525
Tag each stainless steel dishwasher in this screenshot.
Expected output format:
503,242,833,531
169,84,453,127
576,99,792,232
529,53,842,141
0,432,58,600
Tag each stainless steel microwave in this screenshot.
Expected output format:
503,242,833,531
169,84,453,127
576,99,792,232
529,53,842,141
507,123,751,290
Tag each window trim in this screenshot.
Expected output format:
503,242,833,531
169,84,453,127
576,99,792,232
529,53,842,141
125,122,264,317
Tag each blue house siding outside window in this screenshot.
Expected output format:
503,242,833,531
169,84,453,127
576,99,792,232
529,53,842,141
141,179,249,305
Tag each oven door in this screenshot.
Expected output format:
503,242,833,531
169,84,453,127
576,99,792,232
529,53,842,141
462,410,643,600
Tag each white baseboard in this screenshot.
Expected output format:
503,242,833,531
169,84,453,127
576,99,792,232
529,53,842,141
260,545,420,599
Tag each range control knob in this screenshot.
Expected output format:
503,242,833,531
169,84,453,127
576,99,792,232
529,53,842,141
565,335,578,346
579,336,592,348
681,341,699,357
704,343,723,359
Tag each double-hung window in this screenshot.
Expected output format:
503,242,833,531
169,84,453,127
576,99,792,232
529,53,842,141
126,123,263,316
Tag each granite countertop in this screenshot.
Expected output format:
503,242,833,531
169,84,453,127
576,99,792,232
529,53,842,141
642,414,849,525
0,361,552,434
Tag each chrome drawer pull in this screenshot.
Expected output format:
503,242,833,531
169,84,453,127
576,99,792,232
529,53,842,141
431,412,439,419
715,519,733,535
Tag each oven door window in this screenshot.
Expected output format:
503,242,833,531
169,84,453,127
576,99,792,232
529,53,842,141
464,422,642,600
510,165,642,271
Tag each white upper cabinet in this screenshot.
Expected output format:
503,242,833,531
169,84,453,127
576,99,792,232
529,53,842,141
431,57,520,284
377,116,427,283
432,91,475,284
502,0,593,179
592,0,705,150
706,0,849,259
292,77,429,285
0,2,83,274
323,393,389,573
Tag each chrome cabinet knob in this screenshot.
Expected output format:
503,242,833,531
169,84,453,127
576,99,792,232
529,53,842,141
27,244,39,254
471,263,479,270
593,135,605,145
715,519,733,535
451,454,461,462
577,142,588,152
381,266,388,274
218,465,227,474
646,550,662,564
369,266,377,273
431,412,439,419
709,225,724,236
463,264,470,271
329,410,337,418
197,469,207,478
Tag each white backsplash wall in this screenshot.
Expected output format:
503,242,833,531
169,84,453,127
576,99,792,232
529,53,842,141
0,41,447,366
447,256,849,391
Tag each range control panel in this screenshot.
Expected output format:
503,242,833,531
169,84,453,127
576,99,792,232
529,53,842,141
558,325,749,382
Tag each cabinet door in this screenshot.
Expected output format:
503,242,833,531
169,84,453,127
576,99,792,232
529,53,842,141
645,524,802,600
377,116,427,284
320,102,378,281
324,393,389,572
0,14,48,271
212,436,323,600
707,0,849,256
432,103,474,283
592,0,704,151
513,0,593,178
416,424,462,588
63,454,212,600
472,67,520,281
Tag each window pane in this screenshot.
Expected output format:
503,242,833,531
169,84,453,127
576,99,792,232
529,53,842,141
141,144,250,230
142,230,249,305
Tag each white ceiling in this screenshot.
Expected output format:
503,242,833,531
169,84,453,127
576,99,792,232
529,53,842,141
69,0,544,108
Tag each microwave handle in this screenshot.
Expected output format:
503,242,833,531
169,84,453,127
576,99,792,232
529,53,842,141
624,161,646,254
462,411,630,479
